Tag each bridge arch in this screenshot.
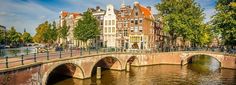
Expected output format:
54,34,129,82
42,62,85,85
182,53,222,66
90,56,123,76
125,56,140,67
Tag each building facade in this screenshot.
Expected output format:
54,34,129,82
103,4,117,48
88,6,105,48
59,11,82,47
127,2,156,49
116,4,132,49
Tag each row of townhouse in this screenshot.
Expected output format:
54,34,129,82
59,1,162,50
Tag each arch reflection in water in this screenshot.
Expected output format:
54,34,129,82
187,55,221,73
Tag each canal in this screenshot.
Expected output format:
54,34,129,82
53,55,236,85
0,47,36,57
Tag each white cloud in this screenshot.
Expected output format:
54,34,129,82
0,0,58,35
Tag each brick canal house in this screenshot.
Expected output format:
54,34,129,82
59,11,82,47
59,1,160,50
116,1,157,50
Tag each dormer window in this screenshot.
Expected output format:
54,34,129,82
135,12,138,16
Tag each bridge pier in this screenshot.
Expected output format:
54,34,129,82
96,67,101,79
126,63,130,71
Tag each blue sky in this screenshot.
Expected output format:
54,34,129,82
0,0,216,35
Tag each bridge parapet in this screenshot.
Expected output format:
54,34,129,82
0,51,235,85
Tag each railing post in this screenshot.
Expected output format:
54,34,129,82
80,48,82,56
70,48,72,57
34,53,36,62
5,56,8,68
47,49,49,60
59,50,62,58
21,55,24,65
26,48,29,55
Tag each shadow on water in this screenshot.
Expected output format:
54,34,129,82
47,64,76,85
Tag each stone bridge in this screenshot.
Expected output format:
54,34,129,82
0,51,235,85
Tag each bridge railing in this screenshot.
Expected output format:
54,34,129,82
0,47,235,70
0,47,130,69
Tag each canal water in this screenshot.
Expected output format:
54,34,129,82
53,55,236,85
0,47,36,57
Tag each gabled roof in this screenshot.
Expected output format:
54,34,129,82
139,5,151,17
61,11,68,17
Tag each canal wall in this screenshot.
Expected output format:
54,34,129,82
0,65,42,85
132,52,182,66
133,52,236,70
221,56,236,69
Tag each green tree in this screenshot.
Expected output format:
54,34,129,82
8,27,21,46
50,21,58,44
212,0,236,48
156,0,211,47
0,28,5,44
58,21,69,47
33,21,50,43
74,11,100,48
21,31,32,44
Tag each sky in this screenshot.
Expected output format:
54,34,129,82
0,0,217,35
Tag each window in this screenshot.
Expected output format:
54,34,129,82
112,20,115,25
131,19,134,23
139,18,143,23
101,21,103,25
109,20,111,25
135,12,138,16
124,30,128,36
108,27,111,33
131,27,134,32
135,19,138,25
105,20,107,25
112,27,115,33
105,27,107,33
134,26,138,32
121,13,124,17
139,26,143,32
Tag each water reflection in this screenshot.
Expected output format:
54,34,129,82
0,47,36,57
187,55,221,74
54,55,236,85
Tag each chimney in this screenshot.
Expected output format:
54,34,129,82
134,1,139,5
147,6,151,11
96,6,100,10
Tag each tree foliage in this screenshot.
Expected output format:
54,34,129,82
74,11,100,44
0,28,5,44
58,21,69,43
33,21,50,43
156,0,212,47
7,27,21,45
212,0,236,46
21,31,32,43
